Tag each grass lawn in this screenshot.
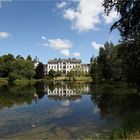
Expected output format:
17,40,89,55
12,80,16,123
0,77,8,85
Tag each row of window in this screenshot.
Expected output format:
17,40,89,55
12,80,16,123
47,66,74,69
47,64,78,67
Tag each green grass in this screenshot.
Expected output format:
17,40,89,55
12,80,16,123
0,78,42,85
55,76,92,82
15,79,38,85
0,77,8,85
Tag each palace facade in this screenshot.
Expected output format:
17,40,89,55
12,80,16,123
44,58,90,75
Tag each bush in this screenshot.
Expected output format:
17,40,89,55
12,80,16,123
8,72,18,84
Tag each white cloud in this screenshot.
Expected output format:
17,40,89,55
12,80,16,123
0,32,11,39
59,0,119,32
41,38,73,57
73,52,80,57
46,38,72,50
92,41,103,49
102,10,119,24
93,106,100,114
63,0,103,32
0,0,11,8
60,49,70,56
41,37,81,57
56,1,67,9
41,36,46,40
74,99,81,103
48,106,72,118
63,8,76,20
61,100,70,106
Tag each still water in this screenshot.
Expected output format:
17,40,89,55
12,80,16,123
0,82,139,139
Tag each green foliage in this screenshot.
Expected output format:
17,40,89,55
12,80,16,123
8,72,19,84
66,70,76,81
90,59,102,82
26,55,32,61
110,45,123,81
109,112,140,139
103,0,140,90
72,65,85,77
118,42,140,89
0,54,15,77
48,69,57,79
16,55,24,60
98,42,114,81
90,83,140,139
25,60,36,79
90,42,123,82
0,54,35,83
103,0,140,42
0,84,35,110
56,71,62,77
35,62,45,79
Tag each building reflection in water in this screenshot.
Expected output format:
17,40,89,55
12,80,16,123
45,84,90,101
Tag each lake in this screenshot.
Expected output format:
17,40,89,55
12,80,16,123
0,82,139,139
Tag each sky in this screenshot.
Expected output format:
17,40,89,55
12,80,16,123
0,0,120,64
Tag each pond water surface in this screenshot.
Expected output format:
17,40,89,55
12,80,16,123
0,82,139,139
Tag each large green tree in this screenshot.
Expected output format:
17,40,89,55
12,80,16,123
103,0,140,90
48,69,57,79
91,42,123,82
90,58,102,82
0,54,15,77
35,62,45,79
26,55,32,61
103,0,140,42
97,42,113,81
8,58,35,83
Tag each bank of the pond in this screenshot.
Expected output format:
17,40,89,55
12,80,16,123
0,78,8,85
0,76,92,85
52,76,92,82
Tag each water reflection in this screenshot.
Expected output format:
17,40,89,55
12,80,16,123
0,82,139,139
0,82,90,110
0,84,35,110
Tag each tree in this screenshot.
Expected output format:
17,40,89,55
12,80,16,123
90,42,123,82
26,55,32,61
97,42,113,81
25,60,35,79
35,62,44,79
103,0,140,90
8,72,19,84
16,55,24,60
1,54,15,77
9,58,35,80
48,69,56,79
110,44,123,81
103,0,140,42
90,58,102,82
67,70,75,81
72,65,85,77
118,42,140,88
0,54,35,82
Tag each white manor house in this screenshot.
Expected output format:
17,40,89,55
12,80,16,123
44,58,90,75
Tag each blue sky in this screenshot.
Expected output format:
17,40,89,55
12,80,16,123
0,0,120,63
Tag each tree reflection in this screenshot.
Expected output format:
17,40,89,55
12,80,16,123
90,83,140,138
0,82,90,110
0,84,35,110
35,81,45,99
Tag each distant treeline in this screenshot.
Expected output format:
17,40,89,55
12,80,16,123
90,41,140,91
0,54,36,83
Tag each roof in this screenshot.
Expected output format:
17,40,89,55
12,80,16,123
48,58,81,64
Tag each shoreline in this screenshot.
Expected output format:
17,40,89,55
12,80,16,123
0,76,93,85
